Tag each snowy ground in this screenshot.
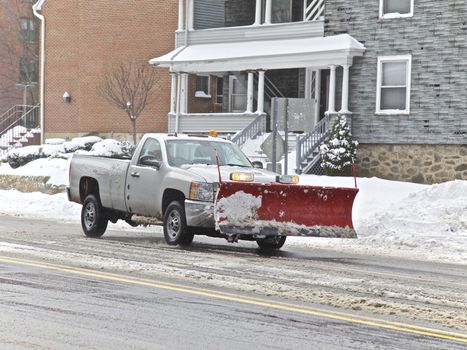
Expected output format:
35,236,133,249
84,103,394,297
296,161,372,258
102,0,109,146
0,157,466,265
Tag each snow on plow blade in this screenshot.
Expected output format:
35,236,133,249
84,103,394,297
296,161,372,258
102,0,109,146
215,182,359,238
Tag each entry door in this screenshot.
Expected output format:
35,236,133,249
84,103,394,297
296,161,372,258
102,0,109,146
229,75,247,113
126,138,164,218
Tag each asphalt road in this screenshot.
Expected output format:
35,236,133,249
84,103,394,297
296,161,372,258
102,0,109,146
0,258,466,350
0,215,466,349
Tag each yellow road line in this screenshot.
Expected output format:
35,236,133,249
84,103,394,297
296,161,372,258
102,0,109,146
1,255,466,344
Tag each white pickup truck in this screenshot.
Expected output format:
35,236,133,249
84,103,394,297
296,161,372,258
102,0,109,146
67,133,288,249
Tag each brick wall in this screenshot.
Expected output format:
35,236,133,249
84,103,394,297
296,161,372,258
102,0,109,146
0,0,38,114
325,0,467,145
42,0,177,141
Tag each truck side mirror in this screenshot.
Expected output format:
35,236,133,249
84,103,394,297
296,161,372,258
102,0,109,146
252,161,263,169
139,155,161,170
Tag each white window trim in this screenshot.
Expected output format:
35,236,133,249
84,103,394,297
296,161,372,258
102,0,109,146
195,75,211,98
376,55,412,115
379,0,414,19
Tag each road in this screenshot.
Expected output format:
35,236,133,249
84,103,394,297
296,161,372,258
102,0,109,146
0,215,466,349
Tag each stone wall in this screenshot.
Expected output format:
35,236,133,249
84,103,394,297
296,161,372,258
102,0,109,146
357,144,467,184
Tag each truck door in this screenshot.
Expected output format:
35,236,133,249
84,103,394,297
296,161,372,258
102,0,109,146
126,138,164,218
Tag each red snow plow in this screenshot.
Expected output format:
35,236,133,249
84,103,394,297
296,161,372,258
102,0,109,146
215,179,359,239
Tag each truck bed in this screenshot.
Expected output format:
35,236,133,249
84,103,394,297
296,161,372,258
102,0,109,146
69,154,131,213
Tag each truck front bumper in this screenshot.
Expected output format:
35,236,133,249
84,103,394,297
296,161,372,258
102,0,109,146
185,200,215,228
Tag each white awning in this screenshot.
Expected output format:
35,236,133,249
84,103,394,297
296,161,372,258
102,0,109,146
150,34,365,73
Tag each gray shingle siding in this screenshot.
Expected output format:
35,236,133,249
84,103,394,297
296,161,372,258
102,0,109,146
324,0,467,145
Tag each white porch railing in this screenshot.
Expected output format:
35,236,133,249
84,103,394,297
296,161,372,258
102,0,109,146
168,112,260,135
175,20,324,47
295,114,331,174
303,0,325,21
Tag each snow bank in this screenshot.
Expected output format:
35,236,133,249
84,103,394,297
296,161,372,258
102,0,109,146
288,178,467,264
0,190,80,220
0,158,69,187
0,154,466,264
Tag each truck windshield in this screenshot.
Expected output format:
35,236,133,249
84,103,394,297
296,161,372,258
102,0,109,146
165,140,252,168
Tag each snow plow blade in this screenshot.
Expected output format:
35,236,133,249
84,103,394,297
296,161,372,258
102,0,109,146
215,182,358,238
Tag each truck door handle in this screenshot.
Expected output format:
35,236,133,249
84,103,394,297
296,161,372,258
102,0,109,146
131,171,140,178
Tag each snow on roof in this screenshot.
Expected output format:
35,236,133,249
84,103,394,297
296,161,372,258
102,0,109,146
150,34,366,73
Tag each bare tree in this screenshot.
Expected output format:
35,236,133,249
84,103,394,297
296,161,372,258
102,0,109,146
98,61,158,144
0,0,39,108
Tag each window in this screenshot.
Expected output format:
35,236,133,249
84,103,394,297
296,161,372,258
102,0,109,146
216,77,223,104
376,55,411,114
19,17,37,42
19,56,37,83
139,138,162,164
379,0,413,19
195,75,210,98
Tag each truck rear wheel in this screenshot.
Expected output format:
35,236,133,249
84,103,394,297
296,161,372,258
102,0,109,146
256,236,286,251
81,194,108,238
163,201,194,246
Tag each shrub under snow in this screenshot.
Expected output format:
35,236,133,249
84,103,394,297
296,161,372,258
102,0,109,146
6,136,103,168
320,115,358,176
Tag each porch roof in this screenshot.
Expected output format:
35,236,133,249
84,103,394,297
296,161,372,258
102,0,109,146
150,34,365,73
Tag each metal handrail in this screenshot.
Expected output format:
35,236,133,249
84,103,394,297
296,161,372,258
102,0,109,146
0,105,21,122
295,114,331,174
231,113,266,147
304,0,325,21
0,105,40,155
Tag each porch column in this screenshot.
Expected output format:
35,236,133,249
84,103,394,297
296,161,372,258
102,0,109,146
339,64,351,114
178,0,184,31
175,73,182,133
265,0,272,24
246,72,254,113
180,73,188,114
254,0,262,25
170,72,177,114
257,70,265,113
326,65,337,114
187,0,194,30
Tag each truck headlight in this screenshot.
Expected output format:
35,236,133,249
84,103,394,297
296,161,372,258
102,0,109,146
230,172,254,182
276,175,300,184
189,182,214,202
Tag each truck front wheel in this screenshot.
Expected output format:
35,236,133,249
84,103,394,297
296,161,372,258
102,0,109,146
256,236,287,251
163,201,194,246
81,194,108,238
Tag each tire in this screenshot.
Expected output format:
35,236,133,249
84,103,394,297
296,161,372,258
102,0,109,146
163,201,194,246
256,236,287,251
81,194,108,238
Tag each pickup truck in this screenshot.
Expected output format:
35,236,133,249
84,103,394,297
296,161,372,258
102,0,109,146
68,133,288,249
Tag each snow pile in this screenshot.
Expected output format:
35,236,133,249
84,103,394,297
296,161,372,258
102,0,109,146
0,158,69,187
289,177,467,264
215,191,262,227
0,191,79,220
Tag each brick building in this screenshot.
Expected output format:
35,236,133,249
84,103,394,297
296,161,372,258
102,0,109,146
37,0,177,141
0,0,38,115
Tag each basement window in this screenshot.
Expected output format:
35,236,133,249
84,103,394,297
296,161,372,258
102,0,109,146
376,55,412,115
379,0,413,19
